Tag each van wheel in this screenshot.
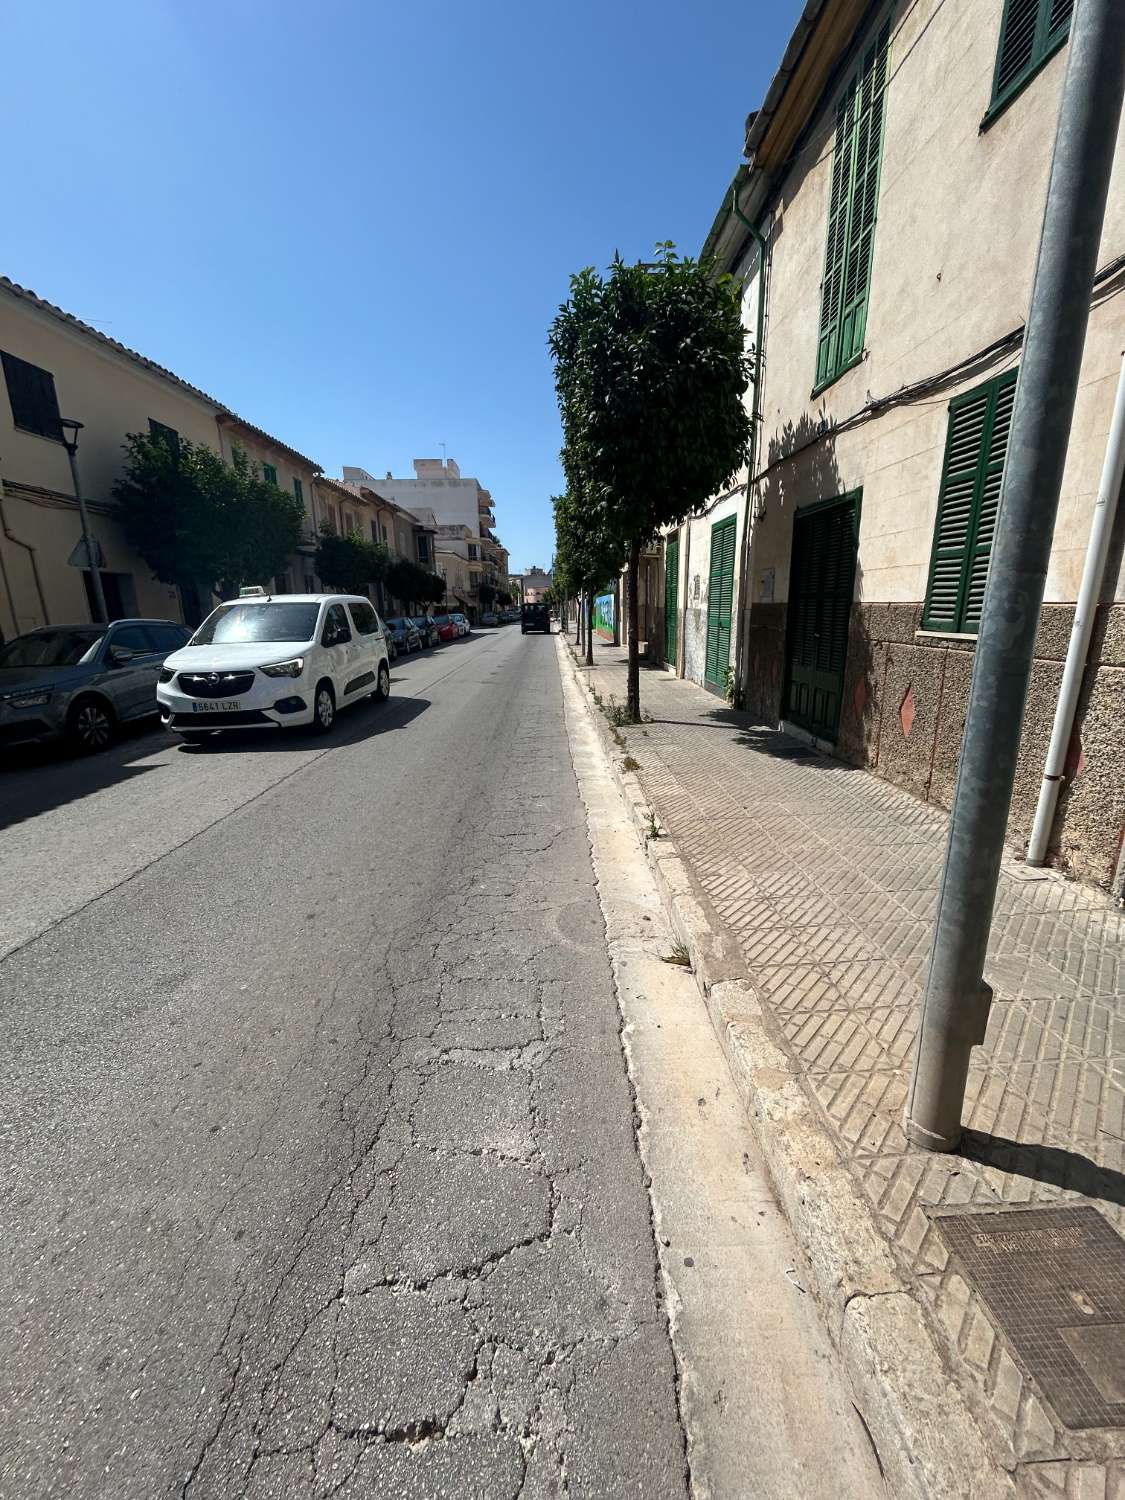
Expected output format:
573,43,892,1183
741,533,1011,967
67,696,115,754
372,661,391,702
311,680,336,734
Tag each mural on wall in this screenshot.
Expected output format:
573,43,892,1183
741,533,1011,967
593,593,615,640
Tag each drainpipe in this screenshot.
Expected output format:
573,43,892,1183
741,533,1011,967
0,476,50,629
729,181,769,708
1026,350,1125,866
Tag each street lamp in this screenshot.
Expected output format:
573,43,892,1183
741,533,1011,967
58,419,108,624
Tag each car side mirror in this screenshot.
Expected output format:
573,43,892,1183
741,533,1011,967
109,645,136,666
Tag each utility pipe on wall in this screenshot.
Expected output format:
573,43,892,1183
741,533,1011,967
1027,351,1125,866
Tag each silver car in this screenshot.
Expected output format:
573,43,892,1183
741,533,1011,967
0,619,191,754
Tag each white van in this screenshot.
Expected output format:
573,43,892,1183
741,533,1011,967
157,593,390,743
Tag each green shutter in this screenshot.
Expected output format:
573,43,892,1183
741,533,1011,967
705,517,737,687
991,0,1072,112
922,370,1018,634
293,477,304,503
664,537,679,665
815,24,889,389
263,462,278,486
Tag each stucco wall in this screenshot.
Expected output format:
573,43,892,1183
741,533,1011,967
747,0,1125,616
0,290,225,633
737,0,1125,884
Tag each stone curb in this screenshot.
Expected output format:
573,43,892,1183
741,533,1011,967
558,639,1017,1500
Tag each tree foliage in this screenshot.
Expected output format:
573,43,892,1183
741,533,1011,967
385,558,442,608
549,244,753,714
114,432,305,597
478,580,498,609
314,524,389,595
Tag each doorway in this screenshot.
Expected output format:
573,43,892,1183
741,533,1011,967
782,492,860,741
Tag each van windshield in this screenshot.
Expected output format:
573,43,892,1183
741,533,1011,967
190,602,320,645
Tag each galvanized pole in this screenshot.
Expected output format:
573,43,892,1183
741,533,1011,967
904,0,1125,1152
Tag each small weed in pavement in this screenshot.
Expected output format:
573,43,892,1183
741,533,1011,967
662,943,691,968
621,755,640,773
644,810,660,841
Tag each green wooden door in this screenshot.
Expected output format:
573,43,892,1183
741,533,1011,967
704,517,737,690
664,537,679,666
782,494,859,740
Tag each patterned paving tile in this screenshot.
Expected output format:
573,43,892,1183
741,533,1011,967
579,650,1125,1470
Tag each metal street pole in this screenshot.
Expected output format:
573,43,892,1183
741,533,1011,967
59,419,108,625
904,0,1125,1153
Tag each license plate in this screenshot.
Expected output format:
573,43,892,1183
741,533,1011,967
193,700,241,713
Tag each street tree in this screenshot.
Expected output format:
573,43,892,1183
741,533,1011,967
478,581,498,611
314,523,389,595
549,244,752,718
114,432,305,600
385,558,432,612
552,491,621,666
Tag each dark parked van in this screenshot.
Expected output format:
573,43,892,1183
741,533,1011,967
521,602,550,634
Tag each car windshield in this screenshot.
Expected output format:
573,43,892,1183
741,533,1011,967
0,628,104,668
190,602,320,646
387,619,405,631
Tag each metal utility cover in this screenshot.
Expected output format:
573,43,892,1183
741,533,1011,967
935,1207,1125,1430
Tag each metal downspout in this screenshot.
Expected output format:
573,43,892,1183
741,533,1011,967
1026,350,1125,866
729,183,769,708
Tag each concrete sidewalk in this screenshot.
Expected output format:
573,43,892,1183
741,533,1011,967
566,637,1125,1497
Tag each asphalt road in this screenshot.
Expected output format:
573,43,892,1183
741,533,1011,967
0,626,688,1499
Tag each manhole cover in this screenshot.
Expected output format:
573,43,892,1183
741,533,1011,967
935,1207,1125,1430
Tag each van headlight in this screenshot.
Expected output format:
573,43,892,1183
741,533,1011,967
260,657,304,678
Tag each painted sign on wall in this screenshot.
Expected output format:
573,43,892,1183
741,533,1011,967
594,592,615,640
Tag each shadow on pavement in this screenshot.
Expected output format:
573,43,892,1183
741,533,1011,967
176,693,431,755
0,717,169,834
962,1131,1125,1209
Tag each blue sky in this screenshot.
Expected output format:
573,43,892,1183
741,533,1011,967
8,0,800,573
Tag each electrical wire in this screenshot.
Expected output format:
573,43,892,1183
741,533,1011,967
748,251,1125,487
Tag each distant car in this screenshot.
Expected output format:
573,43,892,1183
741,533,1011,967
432,612,459,643
449,612,470,637
386,617,421,654
157,593,390,742
0,618,191,754
521,601,550,634
481,611,499,627
411,615,440,648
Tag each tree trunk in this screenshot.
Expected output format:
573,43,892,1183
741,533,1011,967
626,541,641,721
585,593,594,666
576,592,583,648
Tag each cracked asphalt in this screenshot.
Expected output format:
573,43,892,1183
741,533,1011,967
0,626,687,1499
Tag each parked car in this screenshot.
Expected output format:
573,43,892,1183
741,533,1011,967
449,612,470,637
521,601,550,634
481,611,499,627
411,615,440,648
157,592,390,743
0,618,191,754
432,613,459,643
385,617,421,654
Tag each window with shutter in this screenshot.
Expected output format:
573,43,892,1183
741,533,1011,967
148,418,180,454
815,23,890,391
2,351,63,440
262,462,278,486
293,477,304,504
922,370,1018,634
988,0,1072,117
